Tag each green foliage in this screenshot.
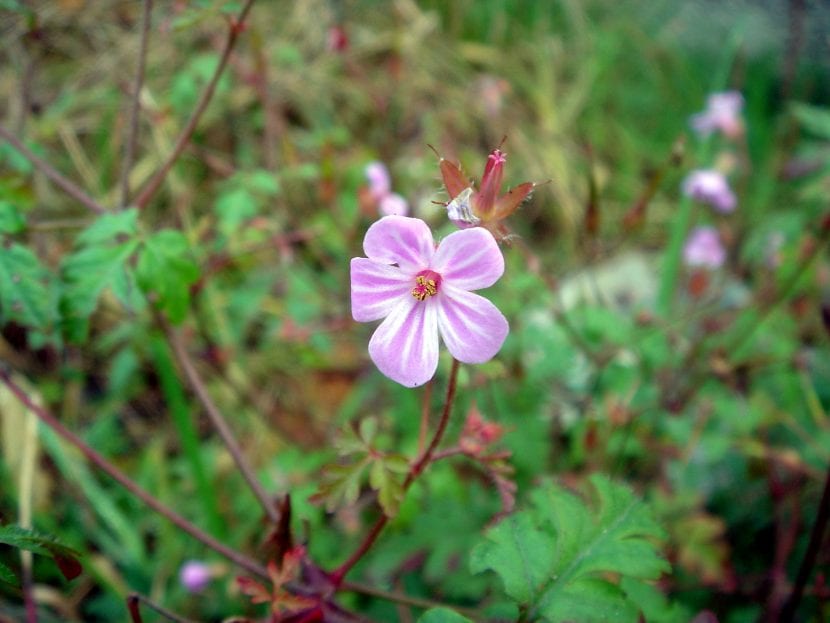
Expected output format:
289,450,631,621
59,209,140,341
0,525,83,584
417,608,474,623
470,476,669,622
0,242,57,337
311,418,409,517
135,229,200,323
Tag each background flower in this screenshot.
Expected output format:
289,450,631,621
690,90,744,138
351,216,508,386
682,169,737,213
683,226,726,269
364,161,409,216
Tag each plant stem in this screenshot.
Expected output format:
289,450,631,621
132,0,256,209
159,317,279,525
331,360,462,584
778,450,830,621
119,0,153,209
0,368,268,580
0,124,106,215
341,580,480,619
127,593,198,623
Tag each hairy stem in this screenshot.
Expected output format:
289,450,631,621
0,368,268,579
331,359,462,584
159,316,279,524
119,0,153,209
132,0,256,209
0,124,106,214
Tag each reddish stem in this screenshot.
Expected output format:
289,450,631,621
330,359,461,585
132,0,255,209
0,369,268,579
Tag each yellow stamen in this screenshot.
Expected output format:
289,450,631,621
411,276,438,301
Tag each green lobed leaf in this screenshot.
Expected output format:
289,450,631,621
135,229,200,323
0,525,83,581
417,608,474,623
76,208,138,245
0,242,57,333
60,238,139,341
470,475,669,623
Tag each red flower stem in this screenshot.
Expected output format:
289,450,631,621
0,368,268,580
132,0,255,209
331,359,461,585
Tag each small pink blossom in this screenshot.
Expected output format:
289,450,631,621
364,161,408,216
179,560,212,593
683,226,726,269
682,169,737,213
690,91,744,138
350,216,509,387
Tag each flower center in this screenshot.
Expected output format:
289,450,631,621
411,270,441,301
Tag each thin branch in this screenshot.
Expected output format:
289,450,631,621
132,0,256,209
0,124,106,214
159,316,279,525
127,593,198,623
779,452,830,621
0,368,268,580
341,581,480,619
119,0,154,208
331,360,462,584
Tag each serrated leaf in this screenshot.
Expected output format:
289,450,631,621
76,208,138,245
0,242,57,333
0,525,83,581
417,607,474,623
470,475,669,623
136,229,199,323
0,561,17,585
60,238,139,341
309,460,369,512
369,458,405,517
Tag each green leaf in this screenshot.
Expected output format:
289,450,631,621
309,460,369,511
60,237,139,341
417,608,474,623
0,200,26,234
369,456,406,517
791,102,830,140
0,242,57,333
0,525,83,581
0,561,17,585
76,208,138,245
470,475,669,623
136,229,200,323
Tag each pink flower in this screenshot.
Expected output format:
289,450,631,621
365,161,408,216
350,216,509,387
179,560,212,593
690,91,744,138
682,169,737,213
683,226,726,269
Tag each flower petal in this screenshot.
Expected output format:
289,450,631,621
363,216,434,272
437,285,508,364
350,258,412,322
431,227,504,291
368,297,439,387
